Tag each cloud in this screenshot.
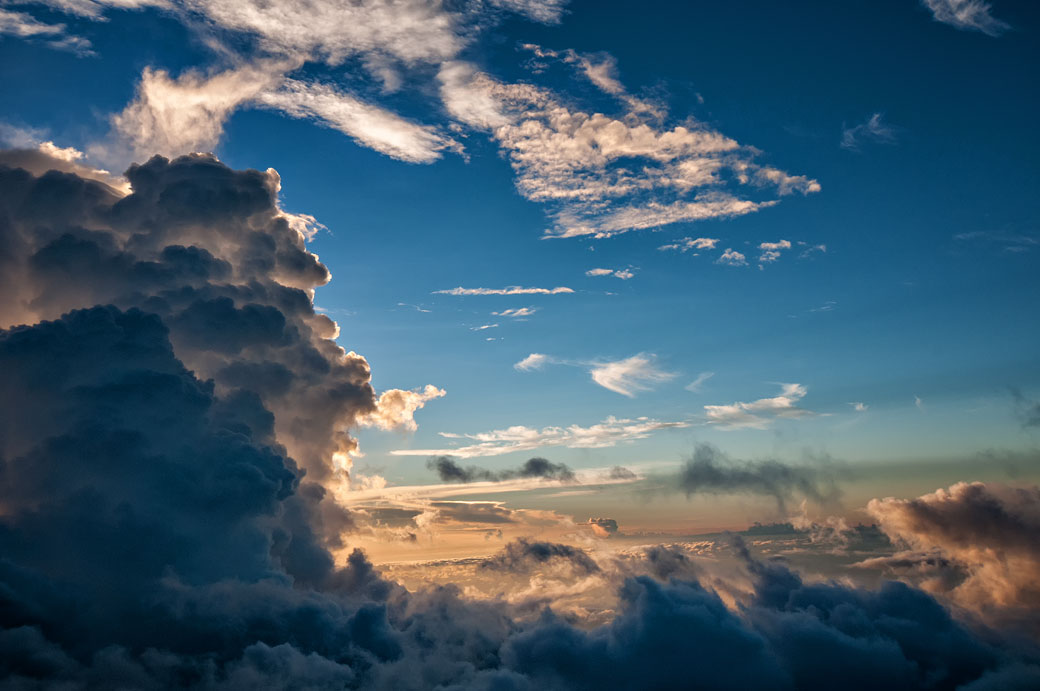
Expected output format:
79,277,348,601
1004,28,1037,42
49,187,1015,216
916,395,926,411
758,239,792,264
471,323,498,331
0,8,92,54
850,402,869,412
716,248,748,266
392,415,688,458
675,444,844,511
922,0,1010,36
589,354,676,397
514,352,551,371
255,79,455,163
1011,388,1040,428
841,113,896,150
493,306,537,318
705,383,812,429
360,385,447,433
435,286,574,295
866,482,1040,629
481,539,600,575
586,267,635,279
658,236,719,253
427,456,576,483
686,371,715,393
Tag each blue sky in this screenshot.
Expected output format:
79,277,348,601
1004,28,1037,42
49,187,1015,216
2,0,1038,497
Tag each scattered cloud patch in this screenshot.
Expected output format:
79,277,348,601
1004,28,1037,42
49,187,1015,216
758,239,791,264
588,354,675,397
841,113,896,151
428,456,576,483
471,323,498,331
586,267,635,279
704,383,813,429
494,306,537,318
850,402,869,412
514,353,552,371
715,248,747,267
436,285,574,296
922,0,1010,36
0,8,93,54
685,371,715,393
392,415,688,458
658,237,719,253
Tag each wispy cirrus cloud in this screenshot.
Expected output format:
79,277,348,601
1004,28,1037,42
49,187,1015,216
493,306,537,318
841,113,896,151
514,352,676,397
0,7,93,54
704,383,813,429
435,285,574,296
685,371,715,393
658,237,719,253
391,415,688,458
921,0,1010,36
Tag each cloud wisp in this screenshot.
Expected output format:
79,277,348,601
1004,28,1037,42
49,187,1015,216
704,383,813,429
435,285,574,296
922,0,1010,36
392,415,689,458
515,352,677,397
841,113,896,151
428,456,577,483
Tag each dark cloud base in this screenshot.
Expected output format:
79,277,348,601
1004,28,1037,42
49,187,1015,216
0,154,1038,689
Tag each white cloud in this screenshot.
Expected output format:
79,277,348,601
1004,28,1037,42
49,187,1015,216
588,354,675,397
514,353,551,371
658,237,719,253
0,7,92,54
849,402,868,412
685,371,715,393
255,79,455,163
585,267,635,279
915,395,926,411
359,385,446,432
493,307,537,318
471,323,498,331
391,415,688,458
758,239,792,263
715,248,747,267
704,383,813,429
922,0,1009,36
841,113,896,151
435,286,574,296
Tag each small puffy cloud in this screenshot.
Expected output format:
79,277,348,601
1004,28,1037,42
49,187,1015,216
494,307,537,318
922,0,1010,36
514,353,551,371
360,385,446,432
758,239,791,263
585,268,614,277
841,113,896,151
849,402,868,412
658,237,719,253
715,248,747,267
435,286,574,295
589,354,675,397
704,383,812,429
391,415,688,458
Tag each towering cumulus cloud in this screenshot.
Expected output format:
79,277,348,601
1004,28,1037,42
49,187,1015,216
1,152,1038,688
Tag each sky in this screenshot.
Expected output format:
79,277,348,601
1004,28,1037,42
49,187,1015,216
1,0,1040,688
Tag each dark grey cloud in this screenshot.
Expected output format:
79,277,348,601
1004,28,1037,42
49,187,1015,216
428,455,576,483
677,443,844,511
607,465,637,480
1011,388,1040,428
481,539,600,575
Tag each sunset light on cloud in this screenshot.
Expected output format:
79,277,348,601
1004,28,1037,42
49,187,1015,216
1,0,1039,688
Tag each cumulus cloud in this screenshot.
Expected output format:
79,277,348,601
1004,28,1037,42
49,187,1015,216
866,482,1040,628
676,444,844,511
841,112,896,150
392,415,688,458
705,383,813,429
716,248,748,266
427,456,577,483
360,385,447,432
758,239,792,264
514,352,551,371
435,285,574,295
922,0,1010,36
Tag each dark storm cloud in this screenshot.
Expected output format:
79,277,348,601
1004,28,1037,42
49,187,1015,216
677,443,844,511
481,539,601,575
427,455,577,483
2,152,1038,689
